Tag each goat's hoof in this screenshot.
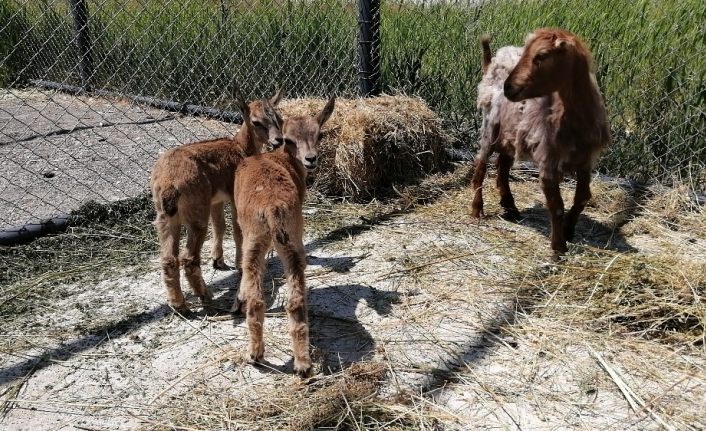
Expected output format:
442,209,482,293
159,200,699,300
551,244,568,260
470,208,484,219
501,209,522,222
212,258,232,271
294,362,313,378
200,290,214,304
247,348,264,364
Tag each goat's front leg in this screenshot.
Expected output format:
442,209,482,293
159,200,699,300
276,240,311,377
210,202,229,270
564,168,591,242
496,152,520,221
540,176,567,254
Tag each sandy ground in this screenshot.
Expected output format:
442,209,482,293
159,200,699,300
0,89,238,228
1,173,704,430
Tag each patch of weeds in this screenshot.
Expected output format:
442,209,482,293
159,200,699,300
0,194,157,323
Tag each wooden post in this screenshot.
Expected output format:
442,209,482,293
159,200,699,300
357,0,380,97
68,0,93,91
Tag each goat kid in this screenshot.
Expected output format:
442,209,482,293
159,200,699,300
151,90,283,310
471,28,611,254
233,96,335,377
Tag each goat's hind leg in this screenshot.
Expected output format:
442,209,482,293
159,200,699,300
496,152,521,221
275,239,312,377
155,214,185,310
470,149,490,218
210,202,230,270
239,240,268,362
470,124,498,219
564,168,591,242
182,221,213,304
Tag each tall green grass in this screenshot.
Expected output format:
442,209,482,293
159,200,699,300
1,0,704,184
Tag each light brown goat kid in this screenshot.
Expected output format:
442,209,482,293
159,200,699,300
150,91,283,310
471,28,611,254
233,97,335,377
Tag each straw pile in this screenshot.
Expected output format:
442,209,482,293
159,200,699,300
278,95,451,201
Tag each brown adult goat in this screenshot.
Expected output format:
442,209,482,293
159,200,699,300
233,97,335,377
471,28,611,254
150,90,283,310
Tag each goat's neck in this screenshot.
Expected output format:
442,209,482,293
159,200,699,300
234,124,260,156
557,60,600,127
277,150,308,200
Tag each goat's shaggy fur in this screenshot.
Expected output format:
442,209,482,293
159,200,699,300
233,97,335,377
150,91,283,310
471,28,611,254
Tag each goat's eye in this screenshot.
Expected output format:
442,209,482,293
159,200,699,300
252,120,267,130
533,53,547,65
284,138,296,146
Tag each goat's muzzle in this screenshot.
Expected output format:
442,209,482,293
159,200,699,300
504,80,523,102
303,155,318,170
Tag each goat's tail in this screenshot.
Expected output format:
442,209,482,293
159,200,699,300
160,186,180,217
264,205,292,246
480,35,492,73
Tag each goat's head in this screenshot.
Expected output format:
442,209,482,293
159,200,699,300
504,28,589,102
235,88,284,148
280,96,335,171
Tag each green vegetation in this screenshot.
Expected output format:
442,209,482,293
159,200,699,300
1,0,704,184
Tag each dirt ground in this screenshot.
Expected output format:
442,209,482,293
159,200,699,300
0,89,238,228
1,164,704,430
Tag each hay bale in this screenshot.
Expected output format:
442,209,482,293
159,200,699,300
279,95,451,201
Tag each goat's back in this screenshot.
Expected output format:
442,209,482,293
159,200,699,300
234,151,306,233
150,138,249,219
477,45,523,110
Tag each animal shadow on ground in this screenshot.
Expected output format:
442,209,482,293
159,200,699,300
255,283,401,375
512,182,650,253
217,248,400,375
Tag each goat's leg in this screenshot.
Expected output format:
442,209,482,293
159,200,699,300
155,214,185,309
496,153,520,221
231,204,243,271
470,150,490,218
181,221,212,304
540,176,567,254
210,202,229,270
239,241,267,362
564,168,591,242
275,239,311,377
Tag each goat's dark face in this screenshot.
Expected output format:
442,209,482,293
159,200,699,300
504,30,575,102
239,89,284,149
280,96,335,171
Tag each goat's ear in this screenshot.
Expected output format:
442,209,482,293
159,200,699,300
233,84,250,118
316,96,335,127
270,88,284,106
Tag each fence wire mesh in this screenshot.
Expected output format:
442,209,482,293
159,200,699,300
1,0,705,232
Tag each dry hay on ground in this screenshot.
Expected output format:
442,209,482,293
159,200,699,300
2,164,705,430
279,95,451,201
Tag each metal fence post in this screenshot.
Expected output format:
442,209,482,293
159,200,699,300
68,0,93,91
357,0,380,97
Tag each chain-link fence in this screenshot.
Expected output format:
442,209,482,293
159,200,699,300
1,0,705,234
